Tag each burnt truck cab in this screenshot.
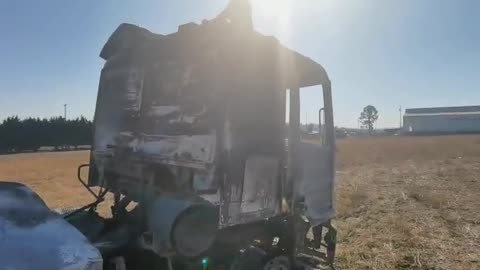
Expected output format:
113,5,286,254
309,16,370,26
0,3,335,270
85,14,335,269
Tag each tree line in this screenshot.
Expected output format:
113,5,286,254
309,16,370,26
0,116,93,153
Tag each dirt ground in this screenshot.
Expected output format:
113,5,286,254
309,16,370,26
0,135,479,269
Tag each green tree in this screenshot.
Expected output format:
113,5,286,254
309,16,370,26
0,115,93,153
359,105,379,133
18,117,42,151
1,116,22,152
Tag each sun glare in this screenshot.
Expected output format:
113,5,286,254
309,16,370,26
252,0,292,19
251,0,293,38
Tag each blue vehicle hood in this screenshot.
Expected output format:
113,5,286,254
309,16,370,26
0,182,102,270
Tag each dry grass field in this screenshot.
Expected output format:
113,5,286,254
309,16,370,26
335,135,480,270
0,135,479,269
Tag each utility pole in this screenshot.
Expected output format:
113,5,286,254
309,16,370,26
64,104,67,120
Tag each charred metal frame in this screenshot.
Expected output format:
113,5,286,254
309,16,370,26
81,9,336,268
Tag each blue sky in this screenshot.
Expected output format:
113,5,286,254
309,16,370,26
0,0,479,128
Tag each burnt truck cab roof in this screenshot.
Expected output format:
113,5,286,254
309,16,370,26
88,19,332,228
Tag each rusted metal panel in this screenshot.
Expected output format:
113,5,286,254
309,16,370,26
241,156,279,213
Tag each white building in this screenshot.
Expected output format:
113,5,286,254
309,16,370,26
403,106,480,134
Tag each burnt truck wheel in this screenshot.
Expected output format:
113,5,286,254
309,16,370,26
263,256,291,270
230,247,293,270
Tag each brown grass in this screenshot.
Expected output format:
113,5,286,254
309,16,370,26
1,135,480,269
0,151,94,208
335,135,480,270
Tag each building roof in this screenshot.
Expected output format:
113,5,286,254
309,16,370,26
405,106,480,115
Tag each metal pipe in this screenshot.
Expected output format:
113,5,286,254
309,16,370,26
288,87,301,209
322,82,335,148
289,88,301,143
319,108,325,145
77,164,99,199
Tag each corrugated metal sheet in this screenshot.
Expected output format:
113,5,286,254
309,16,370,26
404,111,480,116
403,113,480,134
405,105,480,114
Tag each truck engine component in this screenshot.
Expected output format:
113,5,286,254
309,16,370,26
143,196,218,258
